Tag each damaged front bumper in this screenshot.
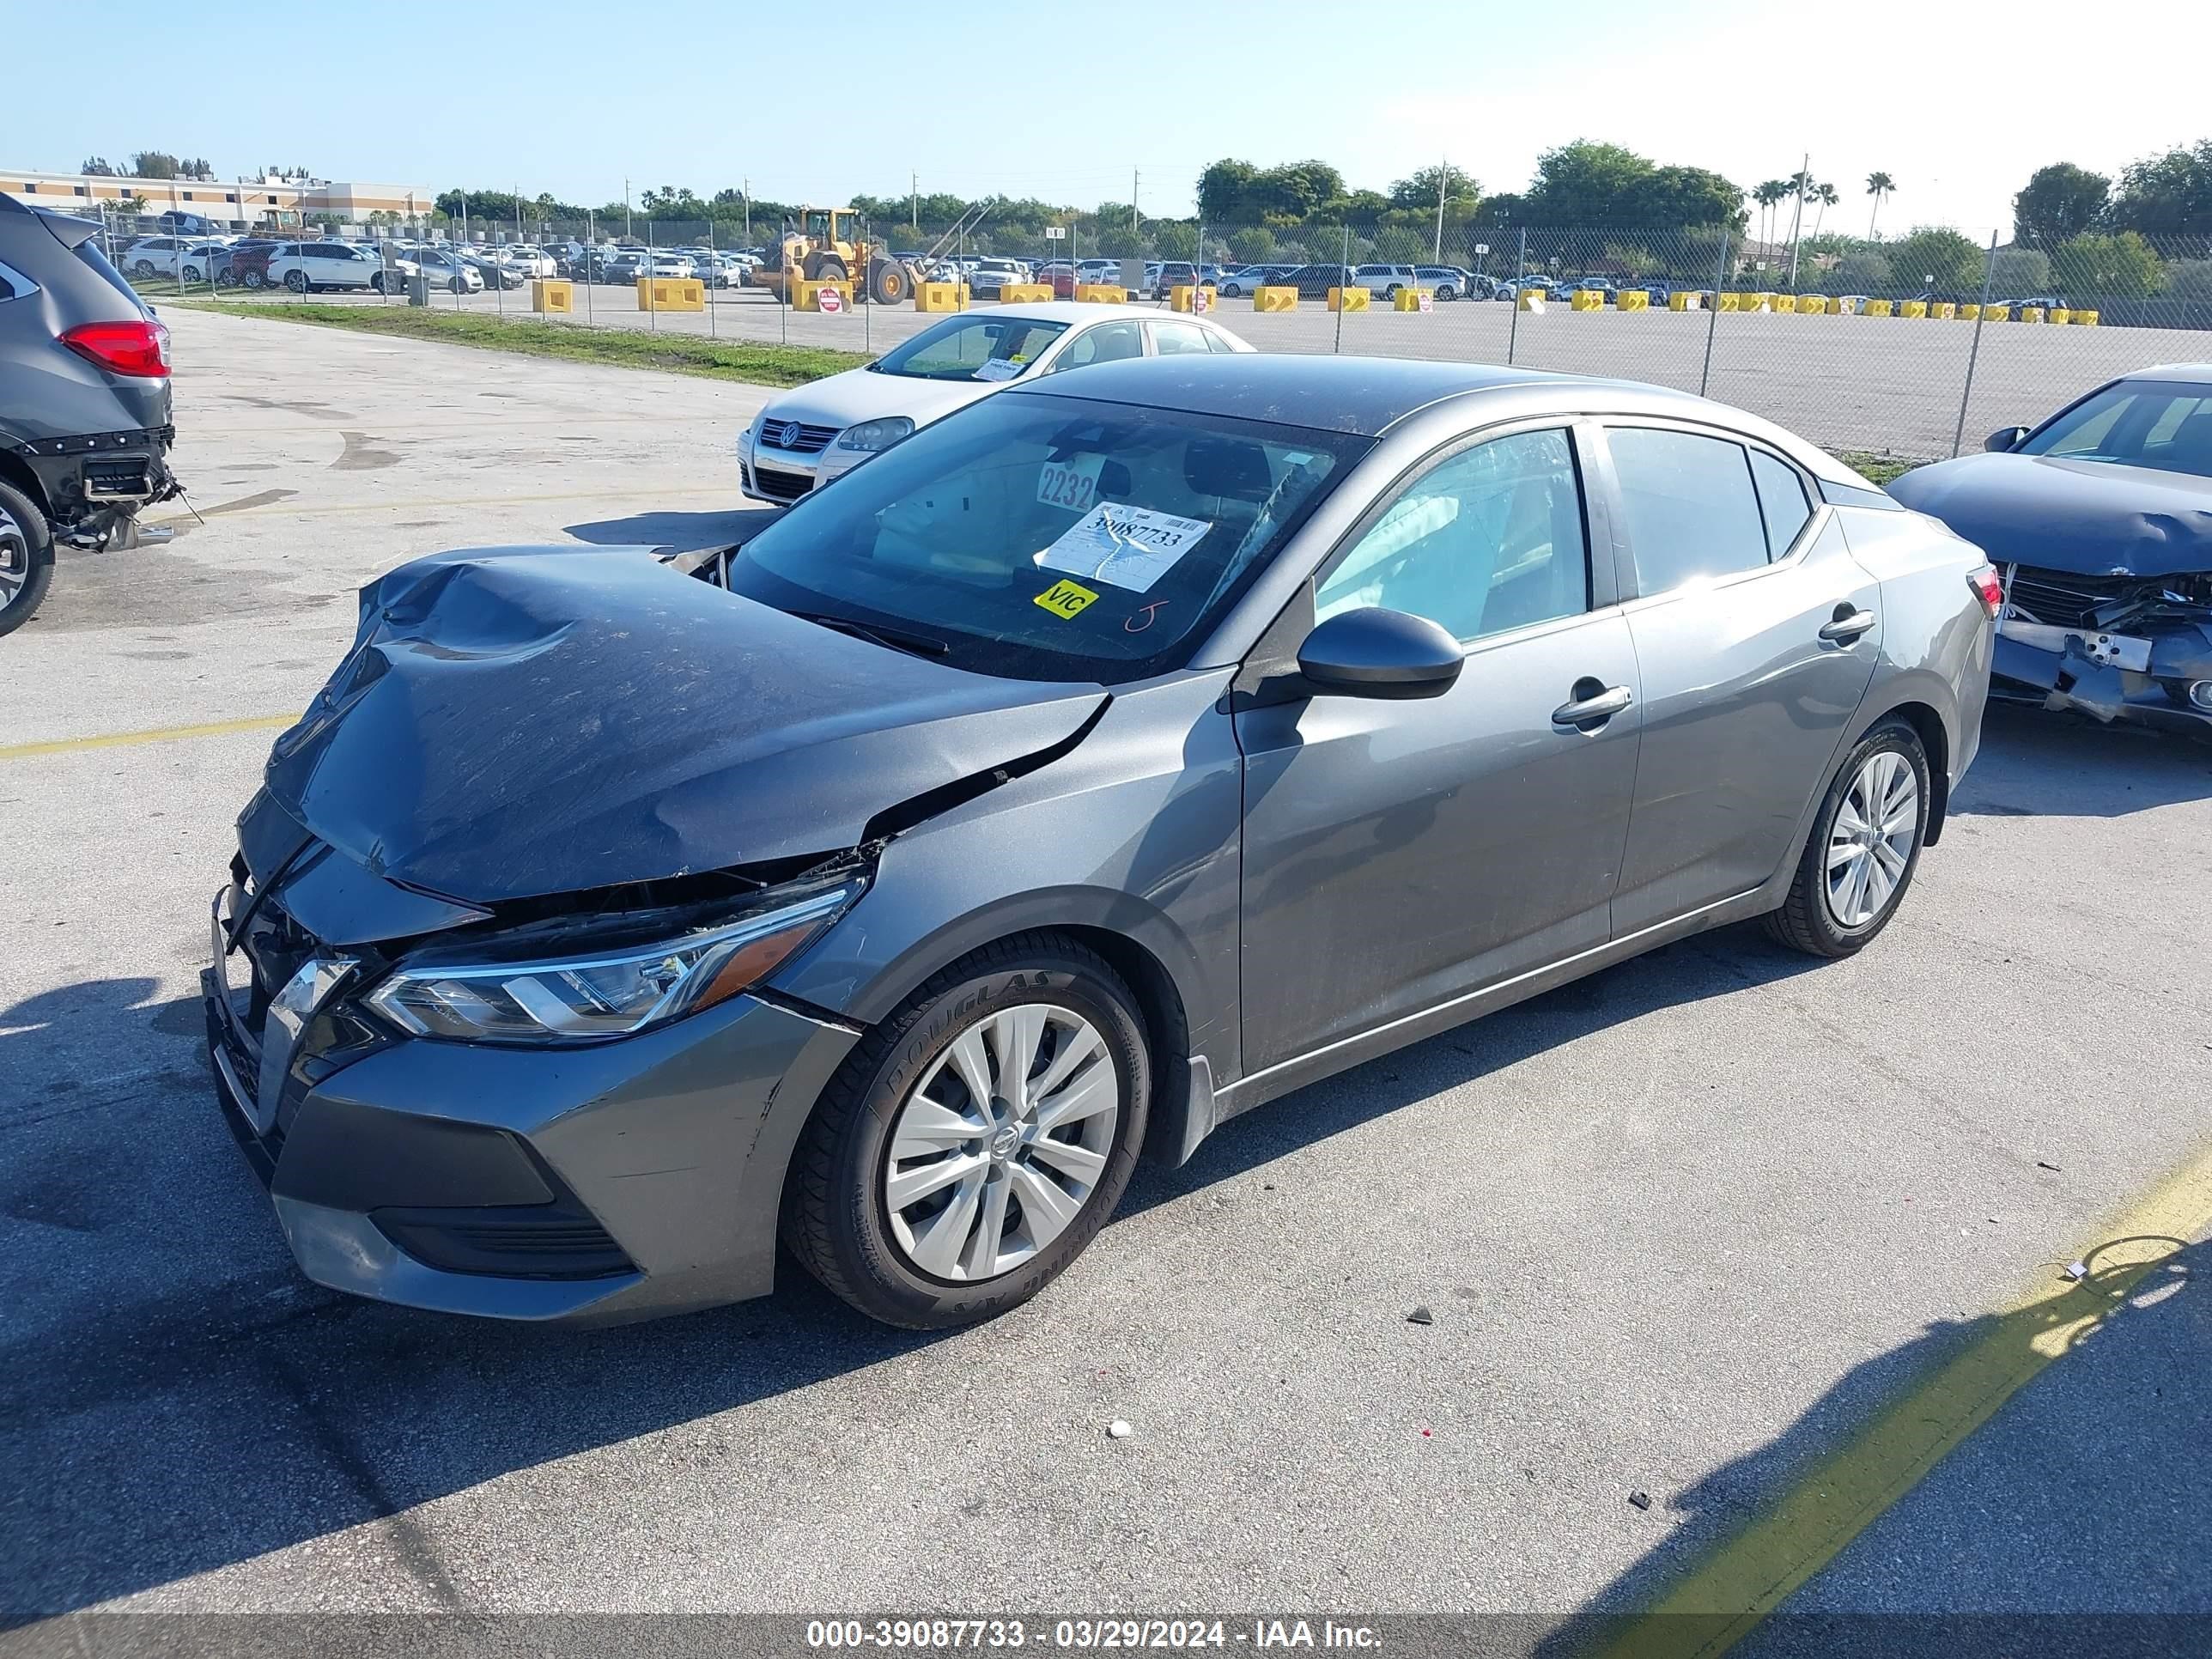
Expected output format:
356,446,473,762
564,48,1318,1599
1993,564,2212,732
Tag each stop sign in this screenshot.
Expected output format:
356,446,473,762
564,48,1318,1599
817,285,844,313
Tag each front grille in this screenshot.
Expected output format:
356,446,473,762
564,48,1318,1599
2007,567,2142,631
760,421,837,455
751,464,813,502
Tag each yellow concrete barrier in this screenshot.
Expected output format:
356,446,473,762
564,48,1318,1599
793,278,854,313
998,283,1054,303
530,279,574,314
1254,285,1298,313
1899,300,1928,319
2019,306,2044,324
1864,298,1893,317
1738,292,1772,313
1669,291,1703,311
1771,295,1799,313
1516,290,1547,312
1617,289,1650,311
1929,301,1955,320
1716,292,1740,313
1392,286,1435,312
1328,286,1370,312
2072,308,2099,325
1981,305,2010,323
915,282,967,312
1570,289,1606,311
1073,283,1127,303
1957,303,1981,321
1167,284,1219,312
637,277,705,312
2045,307,2071,325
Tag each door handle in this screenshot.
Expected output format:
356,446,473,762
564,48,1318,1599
1818,606,1878,644
1552,683,1634,727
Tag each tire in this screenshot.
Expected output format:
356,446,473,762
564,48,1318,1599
1764,718,1931,958
866,257,912,306
783,933,1152,1328
284,268,307,294
182,264,203,284
1438,284,1459,301
802,252,849,284
369,272,387,294
244,268,265,289
0,478,56,640
132,260,156,279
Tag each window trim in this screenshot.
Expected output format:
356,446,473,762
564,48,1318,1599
1581,416,1832,608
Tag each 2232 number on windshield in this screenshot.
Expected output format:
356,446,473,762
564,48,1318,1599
1034,579,1100,620
1036,456,1104,513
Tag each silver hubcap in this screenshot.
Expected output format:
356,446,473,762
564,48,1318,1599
883,1002,1118,1283
1826,750,1918,928
0,501,28,613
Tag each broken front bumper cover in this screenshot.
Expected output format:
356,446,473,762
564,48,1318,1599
202,913,861,1325
1991,624,2212,732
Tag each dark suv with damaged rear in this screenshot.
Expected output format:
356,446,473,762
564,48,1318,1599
0,196,179,635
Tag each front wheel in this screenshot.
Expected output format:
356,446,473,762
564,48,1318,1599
784,934,1152,1328
0,479,56,640
1764,719,1931,957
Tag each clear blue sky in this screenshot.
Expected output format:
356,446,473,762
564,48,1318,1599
5,0,2203,231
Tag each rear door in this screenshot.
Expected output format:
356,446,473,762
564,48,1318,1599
1234,422,1641,1071
1590,422,1881,932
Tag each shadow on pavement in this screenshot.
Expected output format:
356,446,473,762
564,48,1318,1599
0,922,1825,1622
1953,704,2212,819
1534,1235,2209,1659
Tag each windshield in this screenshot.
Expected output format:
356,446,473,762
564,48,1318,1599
2019,381,2212,476
870,314,1070,382
726,392,1365,683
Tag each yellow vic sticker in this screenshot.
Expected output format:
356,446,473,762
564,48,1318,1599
1034,578,1099,619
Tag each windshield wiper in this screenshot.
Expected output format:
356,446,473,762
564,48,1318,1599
787,610,951,659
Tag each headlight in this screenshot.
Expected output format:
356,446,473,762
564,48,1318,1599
364,878,860,1044
836,416,915,453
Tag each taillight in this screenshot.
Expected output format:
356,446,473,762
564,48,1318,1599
1968,563,2003,620
60,318,172,377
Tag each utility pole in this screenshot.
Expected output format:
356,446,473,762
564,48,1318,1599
1433,155,1448,262
744,176,751,241
911,172,918,231
1132,168,1139,231
1785,151,1808,289
623,177,631,239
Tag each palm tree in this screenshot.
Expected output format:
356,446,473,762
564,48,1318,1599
1754,179,1790,252
1865,172,1895,240
1809,181,1840,244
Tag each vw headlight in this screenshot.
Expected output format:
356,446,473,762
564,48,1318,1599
365,878,860,1044
836,416,915,453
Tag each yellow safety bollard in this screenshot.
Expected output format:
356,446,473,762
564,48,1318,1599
1617,289,1650,311
1899,300,1928,319
1570,289,1606,311
2045,307,2071,325
1773,295,1801,313
1168,284,1219,313
793,278,854,313
1864,298,1893,317
915,282,966,312
1740,292,1773,313
1254,285,1298,313
1516,289,1546,312
635,276,704,312
1929,301,1955,320
1392,286,1435,312
1669,291,1702,311
1072,283,1127,303
998,283,1054,303
2019,306,2044,324
1826,296,1852,314
1327,286,1370,312
2072,308,2099,325
1958,303,1981,321
1980,305,2010,322
530,279,574,314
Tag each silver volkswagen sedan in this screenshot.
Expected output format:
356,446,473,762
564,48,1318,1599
203,357,1995,1329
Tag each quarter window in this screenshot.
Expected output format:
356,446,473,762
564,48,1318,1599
1055,320,1144,370
1150,321,1212,356
1748,449,1814,557
1607,427,1771,595
1316,428,1590,644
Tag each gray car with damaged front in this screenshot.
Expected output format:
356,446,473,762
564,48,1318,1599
202,356,1996,1329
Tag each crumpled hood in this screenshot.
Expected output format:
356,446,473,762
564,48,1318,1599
1887,453,2212,578
263,545,1105,905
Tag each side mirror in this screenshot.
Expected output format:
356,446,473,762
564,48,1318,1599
1984,425,2027,453
1297,608,1464,701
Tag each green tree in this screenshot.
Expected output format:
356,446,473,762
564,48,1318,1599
1635,166,1744,230
1864,172,1895,239
1370,226,1428,262
1753,179,1790,249
1887,227,1984,292
1152,222,1199,260
2012,162,2111,250
2050,230,2166,299
1525,141,1651,222
2166,259,2212,301
81,155,116,176
1227,225,1277,263
1387,163,1479,217
1985,247,2051,295
128,151,182,180
1833,249,1893,292
2107,140,2212,234
1196,158,1260,223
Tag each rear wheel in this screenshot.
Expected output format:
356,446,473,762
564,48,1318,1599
132,259,156,279
802,251,849,284
284,268,308,294
783,934,1152,1328
0,479,56,640
244,268,265,289
1764,720,1930,957
866,257,912,306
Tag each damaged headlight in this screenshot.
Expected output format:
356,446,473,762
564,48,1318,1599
835,416,915,453
365,878,860,1043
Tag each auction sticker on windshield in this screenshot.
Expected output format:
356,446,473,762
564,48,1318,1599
1037,502,1213,593
973,358,1023,382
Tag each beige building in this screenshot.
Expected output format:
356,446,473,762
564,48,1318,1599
1,169,432,228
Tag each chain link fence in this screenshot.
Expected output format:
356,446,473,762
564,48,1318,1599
99,200,2212,461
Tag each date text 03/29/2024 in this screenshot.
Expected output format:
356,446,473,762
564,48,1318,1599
803,1619,1382,1650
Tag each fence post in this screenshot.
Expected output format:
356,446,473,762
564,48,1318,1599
707,216,718,338
1334,223,1349,354
585,210,595,325
1506,228,1527,365
647,220,657,331
1699,226,1729,398
1952,229,2002,458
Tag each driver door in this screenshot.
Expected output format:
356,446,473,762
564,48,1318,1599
1233,423,1643,1073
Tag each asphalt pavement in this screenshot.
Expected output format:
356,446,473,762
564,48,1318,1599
3,307,2209,1653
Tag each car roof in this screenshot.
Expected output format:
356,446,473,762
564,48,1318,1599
957,300,1205,325
2117,362,2212,384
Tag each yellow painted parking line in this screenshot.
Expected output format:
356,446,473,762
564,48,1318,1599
1591,1141,2212,1659
0,713,297,763
145,483,733,526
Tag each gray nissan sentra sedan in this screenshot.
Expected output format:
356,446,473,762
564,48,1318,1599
203,356,1996,1329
